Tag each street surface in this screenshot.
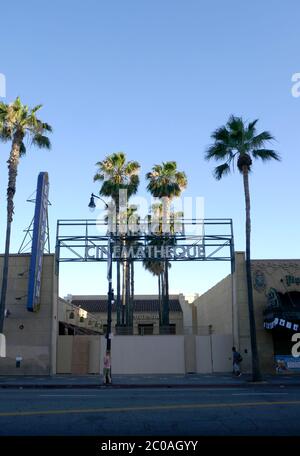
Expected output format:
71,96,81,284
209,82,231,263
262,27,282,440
1,386,300,436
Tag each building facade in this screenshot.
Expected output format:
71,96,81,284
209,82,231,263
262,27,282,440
194,252,300,374
0,254,58,375
3,251,298,375
70,294,185,336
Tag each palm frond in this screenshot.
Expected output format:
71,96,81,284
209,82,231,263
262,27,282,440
205,143,232,161
32,134,51,149
252,149,280,161
94,152,140,204
0,125,12,142
127,175,140,197
250,131,275,148
42,122,53,132
247,119,259,131
0,98,52,150
14,97,22,109
163,161,177,172
0,102,9,121
93,172,105,182
227,115,244,133
206,115,278,177
100,181,120,198
146,162,187,199
213,163,231,180
20,142,27,156
124,160,140,175
211,126,230,143
31,104,43,114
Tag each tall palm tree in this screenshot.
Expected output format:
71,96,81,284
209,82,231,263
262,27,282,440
205,115,280,382
0,97,52,333
94,152,140,328
144,204,182,330
119,204,141,330
146,162,187,233
146,164,187,330
143,253,165,327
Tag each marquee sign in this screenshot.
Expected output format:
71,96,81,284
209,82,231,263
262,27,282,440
27,172,49,312
55,218,234,268
85,244,205,261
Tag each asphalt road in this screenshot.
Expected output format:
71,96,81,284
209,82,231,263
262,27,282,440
1,386,300,436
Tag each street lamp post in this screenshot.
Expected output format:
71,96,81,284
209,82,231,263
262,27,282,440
88,193,114,381
106,237,113,352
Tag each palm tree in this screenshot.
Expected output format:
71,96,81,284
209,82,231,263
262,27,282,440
145,165,187,330
94,152,140,208
0,97,52,333
144,204,183,330
119,204,141,330
146,162,187,233
143,253,165,327
205,115,280,382
94,152,140,328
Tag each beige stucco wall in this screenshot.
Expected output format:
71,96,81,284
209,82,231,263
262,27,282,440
179,293,198,334
195,335,233,373
0,254,58,375
194,274,233,335
100,335,186,374
56,333,232,375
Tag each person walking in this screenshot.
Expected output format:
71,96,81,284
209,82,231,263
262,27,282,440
103,350,112,384
232,346,243,377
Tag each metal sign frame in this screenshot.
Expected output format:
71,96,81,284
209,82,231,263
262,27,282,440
55,218,235,272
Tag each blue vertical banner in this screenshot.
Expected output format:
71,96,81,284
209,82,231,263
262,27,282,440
27,172,49,312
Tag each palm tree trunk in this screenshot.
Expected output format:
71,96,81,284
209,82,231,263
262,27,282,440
130,261,134,327
0,135,22,333
115,200,121,327
159,272,163,329
163,258,170,329
242,167,262,382
162,198,171,331
121,259,126,326
158,273,162,328
117,261,121,326
0,221,12,332
0,132,23,333
125,258,130,329
160,270,166,333
162,197,171,234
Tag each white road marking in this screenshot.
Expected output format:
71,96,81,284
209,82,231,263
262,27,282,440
232,392,289,396
39,394,97,397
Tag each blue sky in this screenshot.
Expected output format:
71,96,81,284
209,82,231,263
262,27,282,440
0,0,300,298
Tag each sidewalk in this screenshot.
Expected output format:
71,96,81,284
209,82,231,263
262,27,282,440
1,373,300,388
